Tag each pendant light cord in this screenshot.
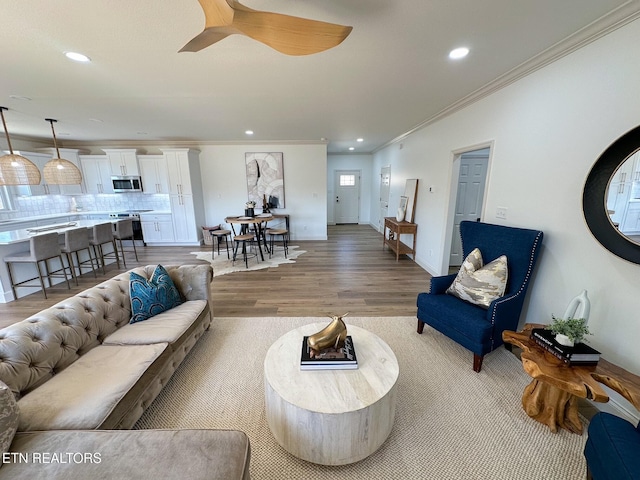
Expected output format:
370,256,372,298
0,107,15,154
45,118,62,158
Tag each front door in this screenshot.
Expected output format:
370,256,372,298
379,166,391,232
449,149,489,266
335,170,360,224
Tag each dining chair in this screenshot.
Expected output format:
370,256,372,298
4,232,71,299
90,222,120,274
267,228,289,258
211,226,232,259
112,218,139,268
232,233,258,268
61,227,98,285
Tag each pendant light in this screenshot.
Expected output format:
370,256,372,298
43,118,82,185
0,107,41,185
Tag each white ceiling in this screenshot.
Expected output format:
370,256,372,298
0,0,638,154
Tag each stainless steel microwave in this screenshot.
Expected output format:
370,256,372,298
111,175,142,193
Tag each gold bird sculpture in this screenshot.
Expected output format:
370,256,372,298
180,0,353,56
308,313,349,352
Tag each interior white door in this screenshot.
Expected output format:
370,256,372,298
379,166,390,232
449,150,489,266
335,170,360,224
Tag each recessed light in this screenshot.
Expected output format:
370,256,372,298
9,95,31,101
356,138,364,142
245,130,254,135
89,118,103,123
348,147,355,151
65,52,91,63
449,47,469,60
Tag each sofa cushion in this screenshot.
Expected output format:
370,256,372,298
17,343,167,431
446,247,508,308
0,380,18,460
103,300,207,346
130,265,182,323
2,429,250,480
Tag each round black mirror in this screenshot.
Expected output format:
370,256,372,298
583,125,640,263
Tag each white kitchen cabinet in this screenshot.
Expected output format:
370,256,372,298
138,155,170,194
607,151,640,226
104,149,139,176
164,149,196,195
80,155,114,194
140,213,175,243
170,195,198,243
620,202,640,235
161,148,205,245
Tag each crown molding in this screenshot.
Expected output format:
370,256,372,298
374,1,640,153
58,138,327,149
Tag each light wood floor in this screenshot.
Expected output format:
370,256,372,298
0,225,431,328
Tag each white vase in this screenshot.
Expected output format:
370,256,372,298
396,208,405,222
555,333,574,347
563,290,590,322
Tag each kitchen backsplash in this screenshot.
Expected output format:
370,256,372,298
1,193,171,221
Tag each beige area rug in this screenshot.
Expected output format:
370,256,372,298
191,246,305,276
135,317,588,479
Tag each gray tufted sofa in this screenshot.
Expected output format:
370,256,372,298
0,264,251,479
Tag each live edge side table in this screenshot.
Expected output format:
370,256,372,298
383,217,417,261
503,323,640,434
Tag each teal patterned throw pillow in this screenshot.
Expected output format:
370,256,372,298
130,265,183,323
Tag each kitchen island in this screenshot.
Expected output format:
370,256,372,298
0,220,119,302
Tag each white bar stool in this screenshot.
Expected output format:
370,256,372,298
113,218,139,268
61,227,98,285
4,232,71,299
90,223,120,274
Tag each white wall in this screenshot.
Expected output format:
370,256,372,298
198,143,328,240
327,154,373,225
373,18,640,379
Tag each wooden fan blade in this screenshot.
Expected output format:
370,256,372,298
179,28,233,52
181,0,352,55
198,0,234,27
232,7,352,56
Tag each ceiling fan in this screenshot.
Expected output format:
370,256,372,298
180,0,353,56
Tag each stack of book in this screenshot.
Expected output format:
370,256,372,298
531,328,601,365
300,335,358,370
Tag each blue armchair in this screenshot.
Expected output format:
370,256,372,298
584,412,640,480
416,221,543,372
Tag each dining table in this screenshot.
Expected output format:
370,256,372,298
225,214,273,261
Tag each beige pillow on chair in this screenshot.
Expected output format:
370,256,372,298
446,248,508,308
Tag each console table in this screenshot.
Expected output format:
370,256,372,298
383,217,417,261
503,324,640,434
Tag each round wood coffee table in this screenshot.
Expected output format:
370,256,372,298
264,323,399,465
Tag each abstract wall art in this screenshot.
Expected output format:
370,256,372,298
246,152,285,209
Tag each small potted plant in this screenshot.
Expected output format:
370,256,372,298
548,315,591,347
